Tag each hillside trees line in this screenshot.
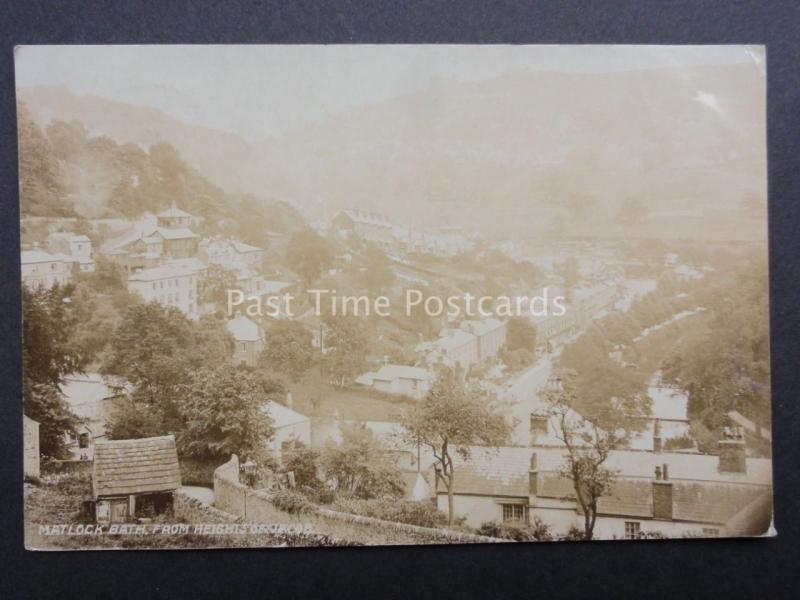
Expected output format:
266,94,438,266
661,253,770,451
17,102,305,248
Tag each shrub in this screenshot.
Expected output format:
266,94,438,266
331,497,449,528
301,484,336,506
476,518,553,542
283,446,321,489
560,525,587,541
663,434,695,452
272,489,314,514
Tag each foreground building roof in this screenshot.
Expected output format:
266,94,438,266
92,435,181,499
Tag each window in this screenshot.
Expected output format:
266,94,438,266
530,414,549,436
702,528,720,537
501,503,527,523
78,433,90,449
624,521,641,540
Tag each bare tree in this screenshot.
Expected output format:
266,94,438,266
542,375,641,540
400,369,511,525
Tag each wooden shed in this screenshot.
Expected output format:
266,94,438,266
92,435,182,524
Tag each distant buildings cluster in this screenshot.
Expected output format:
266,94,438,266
331,209,474,258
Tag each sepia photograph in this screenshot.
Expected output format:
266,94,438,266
15,44,772,549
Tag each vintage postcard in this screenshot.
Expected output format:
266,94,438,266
16,45,772,549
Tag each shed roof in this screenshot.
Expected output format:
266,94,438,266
92,435,181,499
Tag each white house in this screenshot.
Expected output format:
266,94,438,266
263,400,311,460
21,249,72,289
460,318,507,362
227,314,264,367
157,202,199,229
48,232,95,272
415,328,479,372
60,373,128,461
127,264,199,319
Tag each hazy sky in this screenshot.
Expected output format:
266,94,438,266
15,45,763,141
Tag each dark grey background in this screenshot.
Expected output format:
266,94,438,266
1,1,798,598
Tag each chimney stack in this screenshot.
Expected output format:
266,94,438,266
528,453,538,496
718,427,747,474
653,418,662,454
652,461,673,520
286,392,293,409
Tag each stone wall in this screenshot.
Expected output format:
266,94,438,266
212,454,503,545
173,490,240,524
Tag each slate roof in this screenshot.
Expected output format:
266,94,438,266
227,314,262,342
92,435,181,499
441,446,773,524
21,249,71,264
372,364,431,382
146,227,198,241
339,209,393,228
158,204,192,218
263,400,310,428
231,240,262,254
461,318,505,337
128,264,195,282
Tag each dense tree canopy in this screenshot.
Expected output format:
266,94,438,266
322,314,370,387
103,303,234,437
400,369,511,524
176,364,276,462
17,103,74,217
285,229,334,286
259,320,316,382
22,284,87,457
321,424,405,500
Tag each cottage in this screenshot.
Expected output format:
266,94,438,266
436,440,773,539
263,399,311,460
227,314,265,367
199,237,264,272
157,202,197,229
92,435,182,524
146,227,199,259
